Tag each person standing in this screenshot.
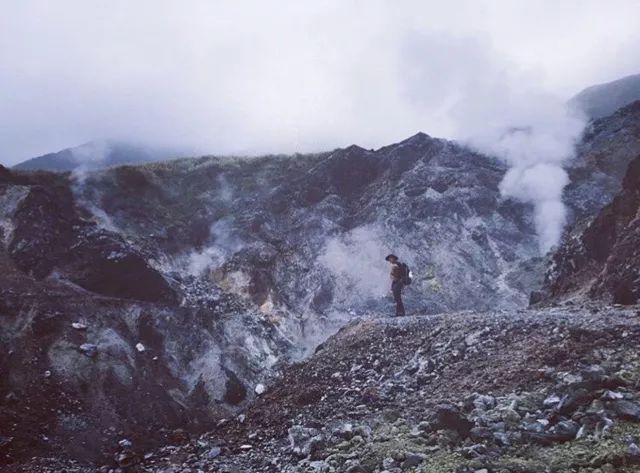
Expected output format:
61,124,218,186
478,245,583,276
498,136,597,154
385,254,407,316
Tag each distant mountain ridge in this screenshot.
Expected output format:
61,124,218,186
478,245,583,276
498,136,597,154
569,73,640,119
12,140,177,172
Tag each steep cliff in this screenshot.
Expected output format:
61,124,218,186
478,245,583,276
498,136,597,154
536,155,640,305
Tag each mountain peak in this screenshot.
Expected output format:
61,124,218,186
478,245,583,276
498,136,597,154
399,131,433,146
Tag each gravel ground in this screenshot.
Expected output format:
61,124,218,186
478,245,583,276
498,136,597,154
8,303,640,472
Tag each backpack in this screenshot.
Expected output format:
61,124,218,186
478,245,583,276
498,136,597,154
399,262,412,285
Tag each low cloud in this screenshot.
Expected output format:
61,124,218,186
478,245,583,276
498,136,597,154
1,1,638,165
452,86,586,253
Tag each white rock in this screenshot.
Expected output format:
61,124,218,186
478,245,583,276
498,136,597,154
135,343,146,352
118,439,132,448
602,390,624,400
255,383,266,395
71,322,88,330
543,394,561,407
79,343,98,358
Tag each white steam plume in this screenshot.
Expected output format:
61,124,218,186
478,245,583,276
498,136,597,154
319,227,390,301
453,84,587,254
318,225,414,305
70,143,121,233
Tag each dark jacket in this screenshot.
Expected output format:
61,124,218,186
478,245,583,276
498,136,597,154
390,263,404,282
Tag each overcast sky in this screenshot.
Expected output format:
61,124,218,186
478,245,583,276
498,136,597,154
1,0,639,165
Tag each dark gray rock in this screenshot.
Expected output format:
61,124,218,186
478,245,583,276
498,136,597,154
610,400,640,421
401,453,424,469
429,405,473,437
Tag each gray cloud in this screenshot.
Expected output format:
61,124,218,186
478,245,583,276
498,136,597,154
1,0,639,166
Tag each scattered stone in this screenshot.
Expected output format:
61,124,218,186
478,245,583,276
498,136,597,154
610,399,640,420
71,322,88,330
135,342,146,352
79,343,98,358
543,394,561,407
401,453,424,468
288,425,323,458
255,383,266,395
430,404,473,437
472,394,496,410
3,391,18,404
118,439,133,449
115,450,138,468
344,464,367,473
602,390,624,400
206,446,222,459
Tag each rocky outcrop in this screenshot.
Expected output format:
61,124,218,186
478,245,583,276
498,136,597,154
565,100,640,220
0,168,292,466
2,169,176,303
536,155,640,305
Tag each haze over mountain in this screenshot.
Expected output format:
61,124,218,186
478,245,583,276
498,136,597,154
12,140,179,172
569,73,640,119
2,1,640,167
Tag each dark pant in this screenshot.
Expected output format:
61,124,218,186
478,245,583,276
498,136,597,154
392,280,405,316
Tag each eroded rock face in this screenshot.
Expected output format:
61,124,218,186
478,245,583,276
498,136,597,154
75,133,542,317
537,155,640,305
0,169,291,465
565,100,640,221
5,172,175,303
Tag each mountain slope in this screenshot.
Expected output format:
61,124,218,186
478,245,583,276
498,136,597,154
0,132,541,465
144,307,640,473
12,140,176,172
569,73,640,120
536,154,640,306
565,100,640,221
73,132,540,314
